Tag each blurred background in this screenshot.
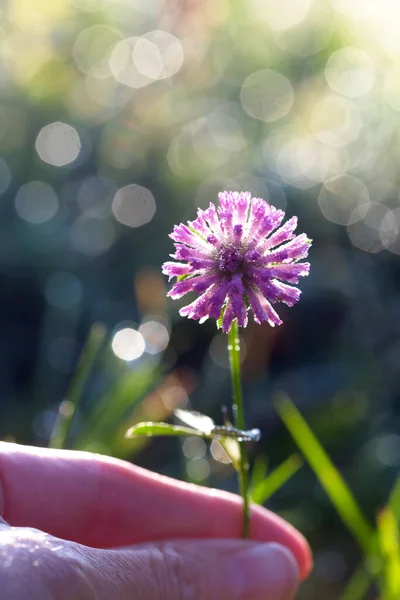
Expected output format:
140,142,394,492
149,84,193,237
1,0,400,597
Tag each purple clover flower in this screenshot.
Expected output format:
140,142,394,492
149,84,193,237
162,191,311,333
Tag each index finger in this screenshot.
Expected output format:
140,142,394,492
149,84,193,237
0,442,312,579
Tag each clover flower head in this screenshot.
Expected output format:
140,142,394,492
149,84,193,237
162,191,311,333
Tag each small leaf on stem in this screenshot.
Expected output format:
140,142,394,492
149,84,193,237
126,422,209,439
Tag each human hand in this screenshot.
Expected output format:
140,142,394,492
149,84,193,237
0,442,312,600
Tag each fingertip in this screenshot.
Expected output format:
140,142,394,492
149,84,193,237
259,543,300,599
298,538,313,580
289,532,313,581
249,504,313,581
272,519,312,581
218,541,301,600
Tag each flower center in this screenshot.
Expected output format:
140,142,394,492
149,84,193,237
219,245,243,273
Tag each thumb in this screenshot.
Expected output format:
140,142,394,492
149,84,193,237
85,539,300,600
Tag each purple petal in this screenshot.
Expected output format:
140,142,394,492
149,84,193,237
172,243,215,264
188,213,212,239
218,191,235,211
247,266,272,282
246,200,285,247
247,198,267,234
162,261,193,280
168,272,219,299
233,224,243,243
203,203,223,236
170,224,208,250
217,205,234,242
219,191,273,246
267,280,302,306
261,234,312,264
245,249,261,263
248,265,304,307
207,282,230,318
180,281,229,321
253,274,301,306
221,301,235,333
219,191,252,233
226,275,248,329
190,257,219,270
270,262,310,284
256,208,285,239
236,192,251,225
263,216,298,251
246,286,283,327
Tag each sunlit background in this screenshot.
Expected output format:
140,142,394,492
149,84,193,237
2,0,400,597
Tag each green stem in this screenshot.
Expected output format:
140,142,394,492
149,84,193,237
228,320,250,538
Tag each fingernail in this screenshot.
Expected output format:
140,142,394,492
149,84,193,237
228,543,299,600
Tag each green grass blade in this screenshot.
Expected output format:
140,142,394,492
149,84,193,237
76,357,160,454
275,395,374,554
339,563,373,600
126,422,209,438
388,474,400,521
49,323,107,449
377,507,400,600
250,454,303,505
249,455,269,493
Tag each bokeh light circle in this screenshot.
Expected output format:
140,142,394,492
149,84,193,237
109,36,149,89
318,175,370,226
376,433,400,467
191,112,247,168
249,0,311,31
325,47,375,98
272,5,332,57
112,184,156,228
240,69,294,122
133,37,163,79
35,122,81,167
380,208,400,255
182,437,207,460
139,320,169,354
112,327,145,361
109,31,183,89
141,30,184,80
309,95,362,147
15,181,58,224
186,457,210,481
347,202,391,253
73,25,123,79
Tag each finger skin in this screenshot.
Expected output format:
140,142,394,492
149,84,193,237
0,527,98,600
0,527,299,600
0,443,312,579
84,540,300,600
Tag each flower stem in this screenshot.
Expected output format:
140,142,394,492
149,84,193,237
228,320,250,538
